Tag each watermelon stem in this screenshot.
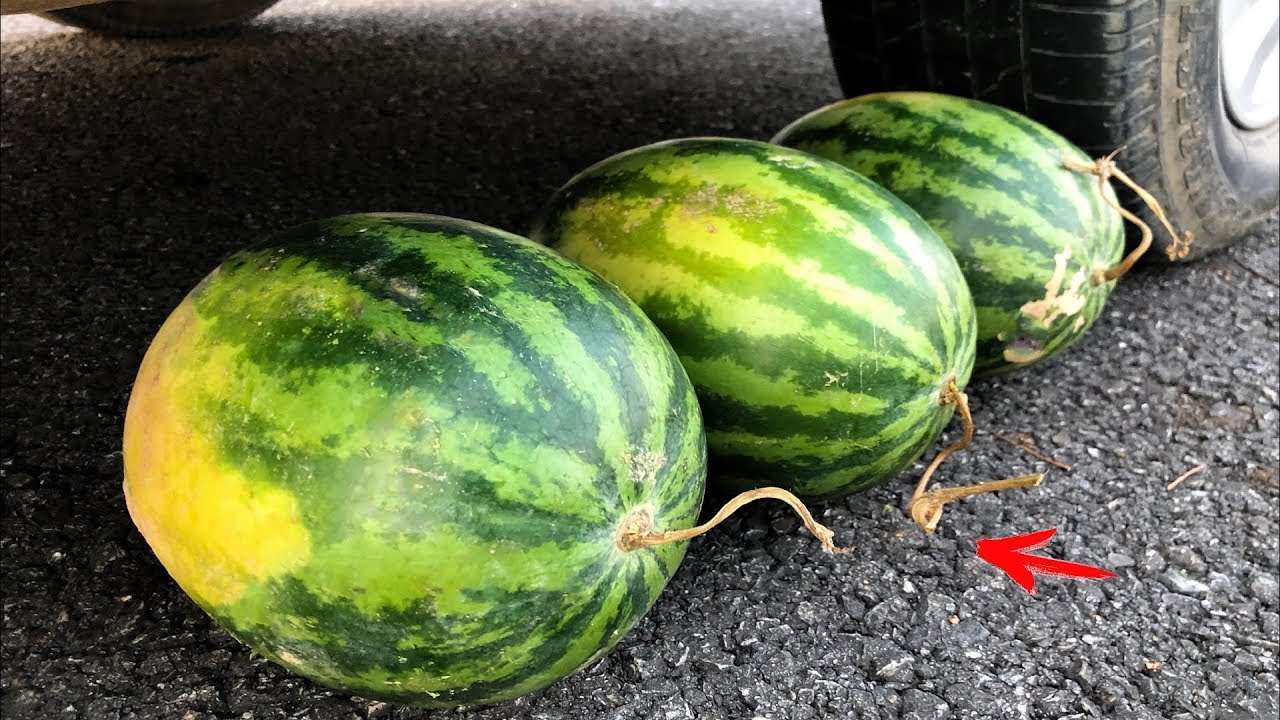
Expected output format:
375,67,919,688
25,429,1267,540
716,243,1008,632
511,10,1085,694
616,487,853,555
907,379,1044,533
910,474,1046,534
906,377,973,532
1061,149,1195,274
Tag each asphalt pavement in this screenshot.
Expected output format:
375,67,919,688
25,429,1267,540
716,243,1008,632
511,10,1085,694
2,1,1278,719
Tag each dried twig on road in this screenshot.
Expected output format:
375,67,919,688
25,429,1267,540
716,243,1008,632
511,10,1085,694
1230,257,1280,287
995,433,1073,471
1167,463,1206,490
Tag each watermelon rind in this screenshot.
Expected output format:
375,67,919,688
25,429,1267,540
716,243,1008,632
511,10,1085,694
774,91,1126,376
122,213,707,707
532,138,976,499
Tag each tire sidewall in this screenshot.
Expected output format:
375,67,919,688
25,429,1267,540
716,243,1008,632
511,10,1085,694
1170,0,1279,245
42,0,279,36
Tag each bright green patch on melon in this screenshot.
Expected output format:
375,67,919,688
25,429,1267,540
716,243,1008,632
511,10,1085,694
531,138,976,499
123,214,707,707
773,91,1125,375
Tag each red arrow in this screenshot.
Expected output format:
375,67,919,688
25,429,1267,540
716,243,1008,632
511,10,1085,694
976,528,1117,595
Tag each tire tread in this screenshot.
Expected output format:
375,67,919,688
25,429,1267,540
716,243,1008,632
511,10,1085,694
824,0,1278,258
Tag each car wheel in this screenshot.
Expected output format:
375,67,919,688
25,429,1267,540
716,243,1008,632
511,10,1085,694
821,0,1279,260
41,0,280,36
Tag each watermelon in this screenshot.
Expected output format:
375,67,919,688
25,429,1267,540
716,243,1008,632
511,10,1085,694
122,213,707,707
773,91,1126,376
530,138,976,500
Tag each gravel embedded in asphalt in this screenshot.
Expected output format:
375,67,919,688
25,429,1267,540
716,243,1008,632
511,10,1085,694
2,2,1278,718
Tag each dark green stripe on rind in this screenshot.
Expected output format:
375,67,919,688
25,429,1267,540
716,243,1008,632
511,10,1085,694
773,92,1124,375
530,139,976,499
174,214,706,706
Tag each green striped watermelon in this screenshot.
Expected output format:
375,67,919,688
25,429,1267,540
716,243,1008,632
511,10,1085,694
530,138,976,500
122,214,706,707
773,92,1126,376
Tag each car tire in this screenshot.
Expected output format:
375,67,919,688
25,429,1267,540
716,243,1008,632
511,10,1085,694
41,0,279,36
821,0,1279,261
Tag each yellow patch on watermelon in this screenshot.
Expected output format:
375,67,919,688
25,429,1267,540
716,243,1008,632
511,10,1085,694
1002,343,1047,364
123,299,312,608
1018,248,1089,328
